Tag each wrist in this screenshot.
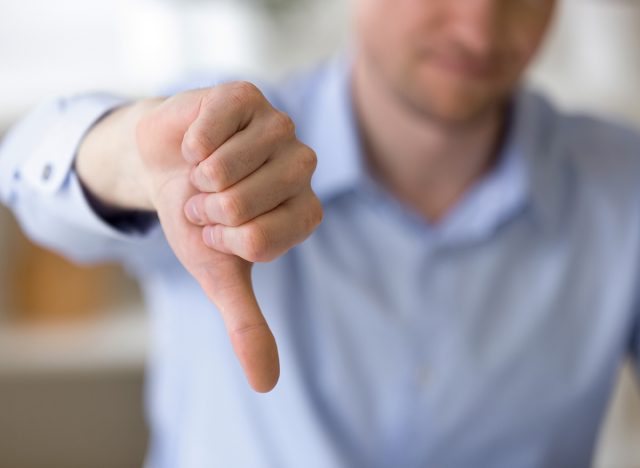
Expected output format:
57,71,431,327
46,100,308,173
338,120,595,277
76,99,160,212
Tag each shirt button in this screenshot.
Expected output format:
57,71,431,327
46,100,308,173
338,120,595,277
41,164,53,182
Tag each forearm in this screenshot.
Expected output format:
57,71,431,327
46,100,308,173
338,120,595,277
75,99,159,212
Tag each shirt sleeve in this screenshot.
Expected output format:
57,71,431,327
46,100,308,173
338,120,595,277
0,94,165,268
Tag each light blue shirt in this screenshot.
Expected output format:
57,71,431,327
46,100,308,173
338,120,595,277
2,56,640,468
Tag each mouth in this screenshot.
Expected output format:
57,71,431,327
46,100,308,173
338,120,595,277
425,50,499,81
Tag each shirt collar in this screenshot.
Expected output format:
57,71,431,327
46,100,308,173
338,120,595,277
304,55,565,239
513,90,570,233
304,54,362,201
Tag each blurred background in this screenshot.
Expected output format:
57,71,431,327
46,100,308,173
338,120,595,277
0,0,639,467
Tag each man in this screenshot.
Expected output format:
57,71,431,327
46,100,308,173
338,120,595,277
1,0,639,466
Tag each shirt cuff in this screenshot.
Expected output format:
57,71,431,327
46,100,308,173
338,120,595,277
79,175,158,236
1,93,162,244
64,169,160,243
0,93,129,206
21,94,130,195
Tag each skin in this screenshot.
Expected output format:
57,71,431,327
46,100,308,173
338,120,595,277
78,84,322,392
351,0,556,220
75,0,556,392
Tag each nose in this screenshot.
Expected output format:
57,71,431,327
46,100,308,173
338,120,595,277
449,0,503,59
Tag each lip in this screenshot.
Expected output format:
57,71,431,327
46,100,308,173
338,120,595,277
428,52,498,81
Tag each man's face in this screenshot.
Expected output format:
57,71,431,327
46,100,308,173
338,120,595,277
353,0,556,124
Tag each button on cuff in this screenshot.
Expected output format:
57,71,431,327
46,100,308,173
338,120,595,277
21,94,129,196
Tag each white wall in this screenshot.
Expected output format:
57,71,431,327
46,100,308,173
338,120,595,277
0,0,348,129
528,0,640,122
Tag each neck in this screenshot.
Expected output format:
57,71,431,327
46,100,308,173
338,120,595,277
351,56,508,223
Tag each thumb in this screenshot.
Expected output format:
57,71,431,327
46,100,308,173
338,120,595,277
151,176,280,393
195,256,280,393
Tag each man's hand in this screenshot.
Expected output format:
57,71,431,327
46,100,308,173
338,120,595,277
135,83,322,392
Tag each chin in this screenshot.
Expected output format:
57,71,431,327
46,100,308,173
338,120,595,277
403,85,501,127
403,62,511,125
436,94,498,123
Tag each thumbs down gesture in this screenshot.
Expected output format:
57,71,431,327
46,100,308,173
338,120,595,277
136,82,323,392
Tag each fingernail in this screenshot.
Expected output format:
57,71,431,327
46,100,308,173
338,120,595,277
203,225,216,247
185,200,201,224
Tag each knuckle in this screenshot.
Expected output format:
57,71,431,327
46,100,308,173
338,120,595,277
200,157,230,191
227,81,261,108
200,87,219,110
235,80,261,96
272,111,296,138
198,160,216,184
298,146,318,177
183,129,211,163
282,148,315,186
243,223,271,263
283,147,316,187
218,192,245,226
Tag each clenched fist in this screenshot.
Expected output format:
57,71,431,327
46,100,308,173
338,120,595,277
131,82,322,392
